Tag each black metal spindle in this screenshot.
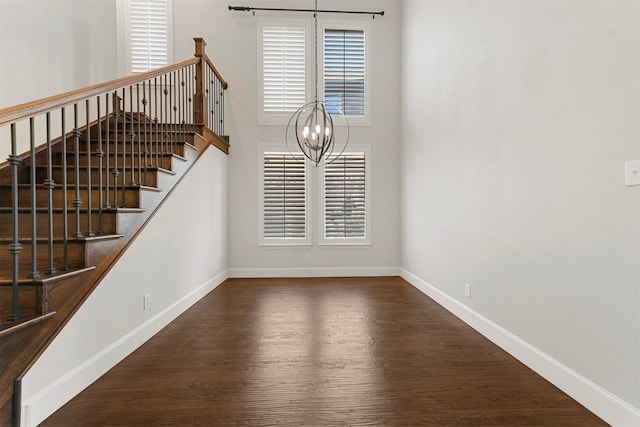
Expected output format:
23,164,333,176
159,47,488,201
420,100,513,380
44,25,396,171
163,74,169,153
8,123,23,321
96,97,104,235
172,71,177,154
206,67,212,133
129,85,136,187
154,77,159,167
136,83,142,185
104,95,111,209
112,92,120,208
142,81,149,185
72,105,84,238
179,68,184,147
44,113,57,275
60,108,69,271
121,88,127,207
85,100,94,237
28,118,41,279
188,65,192,127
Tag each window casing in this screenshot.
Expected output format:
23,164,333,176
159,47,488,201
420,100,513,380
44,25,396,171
258,19,370,126
320,147,371,245
258,20,310,124
320,21,370,126
128,0,173,73
260,147,311,246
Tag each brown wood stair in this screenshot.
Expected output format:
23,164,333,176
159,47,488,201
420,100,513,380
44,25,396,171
0,114,228,426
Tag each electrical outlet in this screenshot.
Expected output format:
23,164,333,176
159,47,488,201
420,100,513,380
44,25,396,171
464,283,471,298
143,293,151,311
305,254,310,263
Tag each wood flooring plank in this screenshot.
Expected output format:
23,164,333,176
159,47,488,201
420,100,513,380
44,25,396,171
41,277,608,426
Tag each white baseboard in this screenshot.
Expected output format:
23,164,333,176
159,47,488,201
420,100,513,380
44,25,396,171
400,268,640,427
22,270,228,427
228,266,401,278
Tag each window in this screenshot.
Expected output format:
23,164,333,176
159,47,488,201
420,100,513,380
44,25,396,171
323,29,366,117
259,22,308,124
320,148,370,245
260,149,311,245
129,0,172,73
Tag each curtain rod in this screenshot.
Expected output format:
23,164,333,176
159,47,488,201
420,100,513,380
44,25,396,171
228,5,385,17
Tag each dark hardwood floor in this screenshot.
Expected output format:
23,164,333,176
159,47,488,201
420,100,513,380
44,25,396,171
41,277,607,426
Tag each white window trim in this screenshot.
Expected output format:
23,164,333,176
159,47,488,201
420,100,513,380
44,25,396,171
121,0,174,75
259,144,312,247
318,145,371,246
319,20,371,126
257,19,312,126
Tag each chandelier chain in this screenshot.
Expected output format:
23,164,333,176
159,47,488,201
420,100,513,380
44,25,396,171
314,0,319,101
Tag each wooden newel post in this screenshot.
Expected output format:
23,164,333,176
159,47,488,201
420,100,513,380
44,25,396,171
193,37,208,128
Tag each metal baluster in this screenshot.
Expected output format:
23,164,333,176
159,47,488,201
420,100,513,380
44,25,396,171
180,68,185,147
136,83,142,185
129,85,136,187
154,77,159,167
206,67,212,133
44,113,57,274
61,108,69,271
188,65,192,128
8,124,23,321
121,88,127,207
85,100,94,237
104,95,111,209
72,105,84,238
169,71,174,155
220,74,225,135
28,118,41,278
142,81,149,185
96,97,104,235
164,74,169,154
112,92,120,208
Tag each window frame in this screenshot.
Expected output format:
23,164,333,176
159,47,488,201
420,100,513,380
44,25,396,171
123,0,174,75
257,19,312,125
318,145,371,246
259,144,312,247
319,20,371,126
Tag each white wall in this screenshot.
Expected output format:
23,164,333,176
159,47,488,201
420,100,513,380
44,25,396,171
173,0,402,276
20,146,228,426
0,0,119,161
400,0,640,424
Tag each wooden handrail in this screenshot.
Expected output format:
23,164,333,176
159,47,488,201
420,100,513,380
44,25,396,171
0,58,200,127
204,55,229,90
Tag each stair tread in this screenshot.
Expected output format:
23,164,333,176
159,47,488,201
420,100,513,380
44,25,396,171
0,311,57,337
0,266,96,285
0,235,123,244
0,207,146,213
0,183,163,192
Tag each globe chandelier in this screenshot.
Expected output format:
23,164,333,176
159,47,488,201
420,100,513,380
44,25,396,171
285,0,349,166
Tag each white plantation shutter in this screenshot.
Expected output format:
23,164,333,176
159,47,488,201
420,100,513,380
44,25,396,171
263,152,308,241
324,29,365,116
130,0,169,73
323,152,366,239
262,26,307,113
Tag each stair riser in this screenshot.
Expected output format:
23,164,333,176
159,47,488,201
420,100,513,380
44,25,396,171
0,241,86,274
0,211,117,238
35,168,158,187
0,187,141,210
0,286,43,320
47,153,174,170
66,139,191,155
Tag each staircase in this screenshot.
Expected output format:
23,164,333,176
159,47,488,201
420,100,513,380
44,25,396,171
0,38,228,427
